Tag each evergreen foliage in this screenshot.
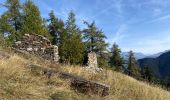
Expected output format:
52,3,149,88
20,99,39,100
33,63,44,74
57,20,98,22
141,66,154,82
0,0,21,42
110,43,123,71
4,0,21,32
59,11,85,64
127,50,141,78
83,21,108,53
48,10,65,45
21,0,50,38
83,21,108,67
97,52,110,68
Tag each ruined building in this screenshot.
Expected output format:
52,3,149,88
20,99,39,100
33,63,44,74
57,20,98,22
13,33,59,63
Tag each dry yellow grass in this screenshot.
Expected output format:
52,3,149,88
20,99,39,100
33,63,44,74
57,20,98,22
0,55,90,100
0,53,170,100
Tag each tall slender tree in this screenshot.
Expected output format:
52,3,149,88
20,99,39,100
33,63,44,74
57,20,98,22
83,21,108,67
4,0,21,32
60,11,85,64
127,50,141,78
48,10,65,45
21,0,50,38
0,13,14,36
141,66,154,82
83,21,108,53
110,43,123,71
0,0,21,42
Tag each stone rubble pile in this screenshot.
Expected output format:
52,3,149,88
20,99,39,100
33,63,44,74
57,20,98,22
13,33,59,63
85,52,103,74
13,33,102,73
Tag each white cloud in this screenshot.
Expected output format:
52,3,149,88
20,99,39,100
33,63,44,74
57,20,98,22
91,0,123,19
149,14,170,23
108,24,127,44
123,34,170,54
114,0,123,14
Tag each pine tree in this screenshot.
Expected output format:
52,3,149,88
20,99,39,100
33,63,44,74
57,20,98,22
48,10,65,45
166,76,170,90
83,21,108,67
83,21,108,53
0,13,14,36
98,52,110,68
21,0,50,38
0,0,21,42
4,0,21,32
141,66,154,82
127,50,141,78
60,11,85,64
110,43,123,71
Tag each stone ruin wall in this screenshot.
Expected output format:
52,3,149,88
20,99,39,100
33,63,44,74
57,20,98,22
13,33,59,63
13,33,99,69
87,52,98,68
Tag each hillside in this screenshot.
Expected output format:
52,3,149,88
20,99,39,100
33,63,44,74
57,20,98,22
0,51,170,100
138,51,170,79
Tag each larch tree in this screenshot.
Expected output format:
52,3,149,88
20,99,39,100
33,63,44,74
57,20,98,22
127,50,141,78
21,0,51,38
48,10,65,45
83,21,108,68
60,11,85,64
141,66,154,82
0,0,22,43
110,43,123,71
83,21,108,53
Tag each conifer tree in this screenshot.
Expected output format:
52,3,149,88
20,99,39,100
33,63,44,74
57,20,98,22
141,66,154,82
48,10,65,45
110,43,123,71
127,50,141,78
165,73,170,90
98,52,110,68
83,21,108,53
83,21,108,67
4,0,21,32
0,13,14,36
21,0,50,38
0,0,21,42
60,11,85,64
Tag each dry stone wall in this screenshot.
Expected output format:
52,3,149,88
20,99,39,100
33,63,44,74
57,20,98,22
85,52,103,73
87,52,98,68
13,33,59,63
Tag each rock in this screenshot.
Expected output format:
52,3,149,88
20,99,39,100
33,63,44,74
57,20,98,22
27,47,33,51
84,66,103,74
0,51,10,60
53,45,59,64
88,52,98,68
13,33,59,63
27,64,110,96
71,78,110,96
86,52,102,73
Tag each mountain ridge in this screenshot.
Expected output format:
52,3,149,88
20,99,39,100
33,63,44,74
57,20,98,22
138,50,170,79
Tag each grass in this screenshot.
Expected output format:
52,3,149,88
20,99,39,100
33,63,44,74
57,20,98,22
0,52,170,100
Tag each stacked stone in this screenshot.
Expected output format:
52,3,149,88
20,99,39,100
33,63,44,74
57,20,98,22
13,33,59,63
86,52,102,73
87,52,98,68
53,46,60,63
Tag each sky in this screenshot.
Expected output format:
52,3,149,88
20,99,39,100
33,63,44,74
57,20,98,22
0,0,170,54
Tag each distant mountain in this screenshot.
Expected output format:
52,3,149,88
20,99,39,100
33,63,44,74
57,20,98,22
122,52,147,60
146,49,170,58
138,51,170,79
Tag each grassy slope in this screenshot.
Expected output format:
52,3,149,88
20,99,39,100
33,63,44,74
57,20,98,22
0,53,170,100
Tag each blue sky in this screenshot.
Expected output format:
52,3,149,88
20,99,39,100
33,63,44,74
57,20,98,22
1,0,170,54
